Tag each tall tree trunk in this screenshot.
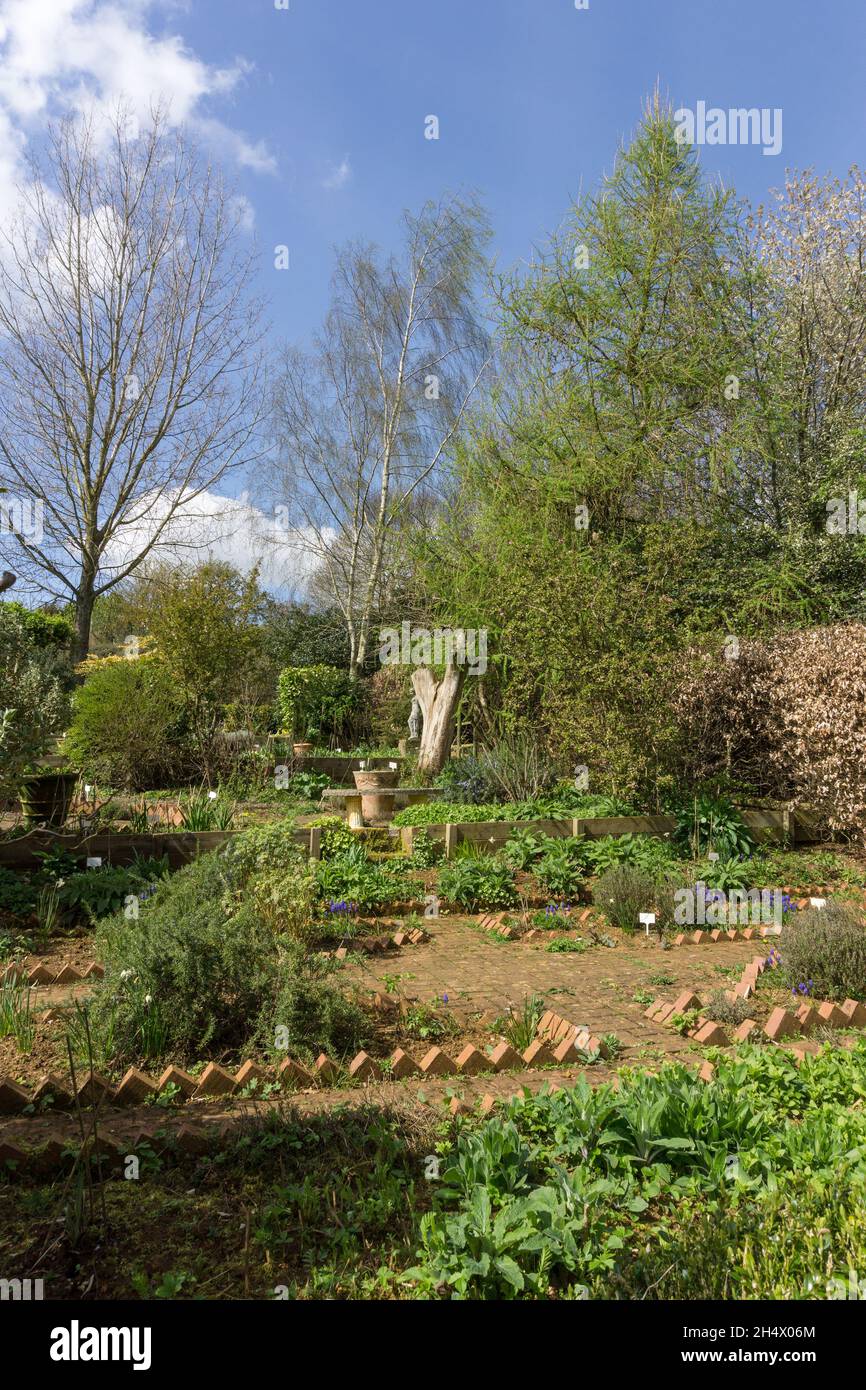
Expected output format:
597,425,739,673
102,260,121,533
74,581,95,663
412,664,466,776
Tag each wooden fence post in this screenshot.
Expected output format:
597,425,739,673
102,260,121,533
571,818,585,839
309,826,322,860
445,823,457,860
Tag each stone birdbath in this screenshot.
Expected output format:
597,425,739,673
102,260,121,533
352,767,398,825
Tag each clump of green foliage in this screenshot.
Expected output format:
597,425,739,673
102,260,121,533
437,857,517,911
315,843,414,914
64,656,194,789
594,865,658,933
783,902,866,1001
402,1041,866,1299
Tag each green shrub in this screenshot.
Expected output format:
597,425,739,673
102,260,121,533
594,865,658,933
533,841,584,898
315,843,412,914
221,818,304,881
437,857,517,912
91,853,278,1063
0,604,68,799
783,902,866,1000
249,864,317,944
0,866,37,920
277,665,361,743
434,756,496,804
64,656,193,789
266,971,370,1062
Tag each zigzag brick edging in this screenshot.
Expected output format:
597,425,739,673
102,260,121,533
0,1027,605,1117
479,906,607,942
643,948,866,1049
669,925,782,947
331,926,430,959
666,884,861,947
1,959,104,987
535,1008,611,1060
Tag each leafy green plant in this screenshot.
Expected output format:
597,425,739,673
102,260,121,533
285,770,332,802
221,818,303,881
497,995,546,1051
698,857,752,892
0,977,34,1052
315,844,411,914
594,865,658,933
783,902,866,1000
54,862,167,925
407,831,442,868
533,841,583,897
404,1002,457,1042
309,815,360,860
501,827,544,871
674,793,754,861
0,866,37,920
438,857,517,912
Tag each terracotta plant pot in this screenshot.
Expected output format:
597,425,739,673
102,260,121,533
352,768,398,825
352,769,398,792
292,742,314,758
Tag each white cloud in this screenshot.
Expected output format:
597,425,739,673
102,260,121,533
323,155,351,191
102,487,328,598
0,0,275,221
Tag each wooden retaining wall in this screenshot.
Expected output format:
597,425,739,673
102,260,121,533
0,829,241,870
400,807,822,858
0,806,823,871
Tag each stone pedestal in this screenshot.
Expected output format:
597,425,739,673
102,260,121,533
352,769,398,826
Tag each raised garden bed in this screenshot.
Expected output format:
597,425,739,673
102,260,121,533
402,806,821,858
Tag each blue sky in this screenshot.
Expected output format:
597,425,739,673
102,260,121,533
1,0,865,596
2,0,864,345
180,0,866,344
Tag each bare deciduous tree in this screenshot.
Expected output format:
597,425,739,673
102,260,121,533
0,107,265,659
265,193,490,675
